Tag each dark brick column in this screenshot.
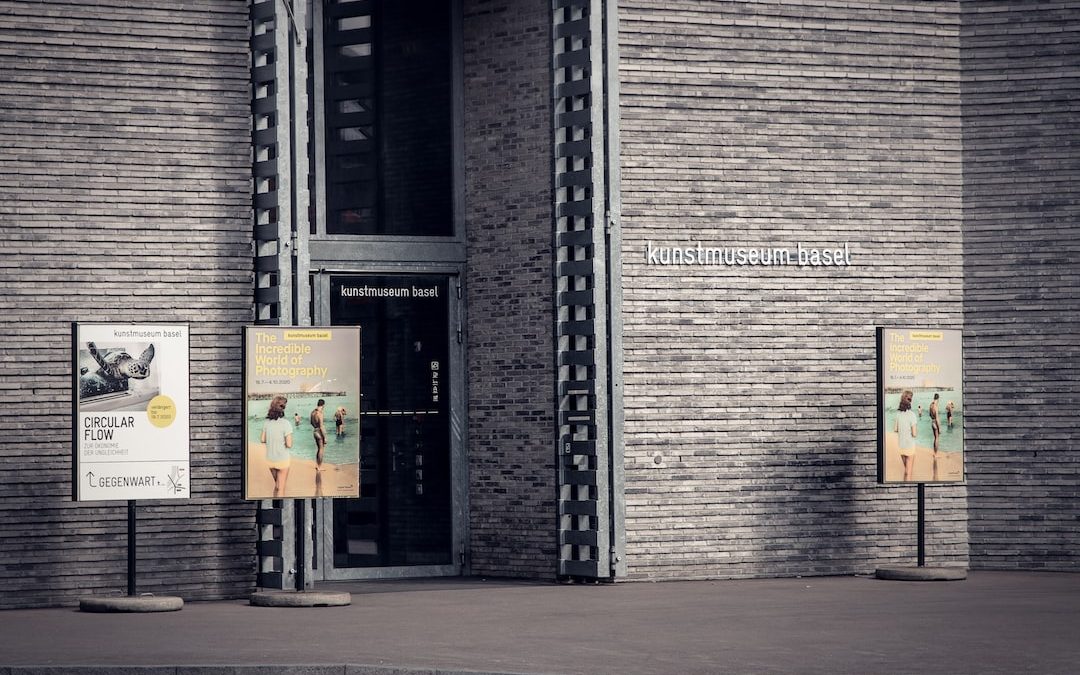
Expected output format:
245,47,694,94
462,0,558,577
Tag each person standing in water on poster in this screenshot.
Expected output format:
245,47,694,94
334,406,347,438
895,390,918,481
929,393,943,480
310,398,327,469
929,393,941,452
261,395,293,498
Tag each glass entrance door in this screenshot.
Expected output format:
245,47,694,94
317,273,460,578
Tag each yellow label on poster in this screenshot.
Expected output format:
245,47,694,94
147,395,177,428
284,329,332,341
909,331,943,341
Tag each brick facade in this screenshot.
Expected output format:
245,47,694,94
0,0,253,608
961,2,1080,571
462,0,558,577
0,0,1075,608
618,0,969,579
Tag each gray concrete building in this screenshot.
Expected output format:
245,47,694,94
0,0,1076,609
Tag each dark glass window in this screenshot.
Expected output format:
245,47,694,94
329,275,453,567
323,0,453,236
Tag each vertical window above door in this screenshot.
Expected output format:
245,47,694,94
319,0,454,237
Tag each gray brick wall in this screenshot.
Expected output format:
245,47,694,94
618,0,968,579
961,3,1080,571
462,0,558,578
0,0,254,608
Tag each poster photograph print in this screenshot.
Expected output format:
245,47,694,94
877,328,964,484
243,327,361,499
72,323,190,501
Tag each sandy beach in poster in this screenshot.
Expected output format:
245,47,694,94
245,441,359,499
883,432,963,483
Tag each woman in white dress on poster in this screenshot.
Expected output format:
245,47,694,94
261,395,294,497
895,390,919,481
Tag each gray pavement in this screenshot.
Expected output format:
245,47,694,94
1,571,1079,674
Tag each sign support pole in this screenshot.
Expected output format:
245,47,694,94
295,499,306,591
127,500,137,596
916,484,926,567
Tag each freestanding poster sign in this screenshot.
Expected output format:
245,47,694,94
72,323,190,501
242,327,361,500
72,323,190,605
877,328,964,484
875,327,968,579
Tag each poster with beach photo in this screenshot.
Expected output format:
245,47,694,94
243,327,361,499
877,328,964,484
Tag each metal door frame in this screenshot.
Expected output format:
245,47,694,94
306,0,468,581
310,265,467,581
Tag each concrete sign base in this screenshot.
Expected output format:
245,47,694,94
79,596,184,612
250,590,352,607
875,566,968,581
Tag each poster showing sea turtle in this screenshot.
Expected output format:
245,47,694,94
78,341,159,410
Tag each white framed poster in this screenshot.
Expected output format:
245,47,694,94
877,327,964,484
72,323,190,501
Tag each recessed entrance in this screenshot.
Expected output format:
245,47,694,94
315,273,461,579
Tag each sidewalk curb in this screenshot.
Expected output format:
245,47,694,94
1,666,544,675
